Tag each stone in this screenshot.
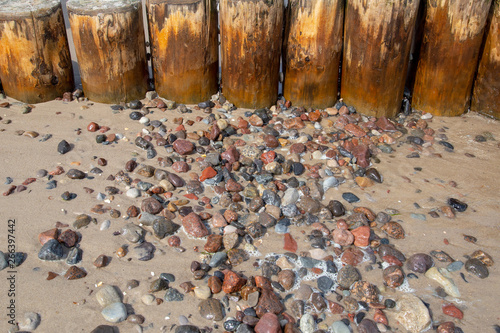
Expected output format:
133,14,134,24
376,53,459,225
199,298,224,321
221,145,240,164
164,288,184,302
395,294,431,333
352,144,370,168
64,266,87,280
172,161,190,172
383,266,405,288
58,229,78,247
333,228,354,246
67,169,86,179
173,140,195,155
200,167,217,181
153,218,180,239
101,302,127,323
96,285,121,308
38,239,63,261
255,313,281,333
465,258,489,279
0,251,7,271
437,322,456,333
284,233,297,253
317,276,334,293
141,197,163,214
57,140,71,154
208,276,223,294
337,265,360,289
425,267,460,297
330,321,350,333
299,313,315,333
194,286,212,299
406,253,434,273
351,226,370,247
381,221,405,239
341,247,364,266
182,213,209,238
175,326,201,333
204,234,223,252
18,312,41,331
470,250,494,266
277,270,295,290
352,281,379,303
358,319,380,333
122,223,144,243
94,254,109,268
133,242,155,261
256,288,284,317
442,303,463,319
168,173,185,187
38,228,59,245
90,325,118,333
223,270,247,293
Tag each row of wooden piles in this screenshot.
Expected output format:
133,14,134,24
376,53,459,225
0,0,498,119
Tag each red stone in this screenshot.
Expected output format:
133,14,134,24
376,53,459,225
328,301,344,314
284,233,297,253
38,228,59,245
221,146,240,164
208,276,223,294
182,213,209,238
64,266,87,280
382,255,403,266
344,123,366,137
256,288,284,317
208,123,221,141
442,304,463,319
172,161,190,172
373,309,388,325
261,151,276,164
264,135,279,148
283,118,305,130
238,117,249,129
184,193,198,200
223,209,238,223
351,226,370,247
375,117,396,131
351,144,371,168
58,229,79,247
255,313,282,333
225,179,243,192
289,143,306,154
22,178,36,185
222,270,247,293
309,110,321,122
87,122,99,132
204,234,223,253
341,247,364,266
200,167,217,182
173,139,194,155
255,276,273,290
212,212,228,227
249,114,264,126
333,228,354,246
167,236,181,247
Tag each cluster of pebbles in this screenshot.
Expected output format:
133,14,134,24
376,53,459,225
1,91,496,333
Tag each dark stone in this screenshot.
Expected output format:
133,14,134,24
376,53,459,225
130,111,142,120
406,253,433,273
164,288,184,301
447,198,467,212
465,258,489,279
67,169,86,179
342,192,360,203
38,239,63,261
317,276,334,293
153,218,180,239
129,100,143,109
57,140,71,154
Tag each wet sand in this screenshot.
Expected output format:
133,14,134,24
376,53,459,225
0,97,499,332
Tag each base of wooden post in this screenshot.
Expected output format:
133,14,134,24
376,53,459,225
413,0,492,117
67,0,148,104
0,0,74,104
472,1,500,119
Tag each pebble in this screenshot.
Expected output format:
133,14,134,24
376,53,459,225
18,312,41,331
342,192,360,203
96,285,121,307
395,294,431,333
132,242,155,261
406,253,434,273
0,251,8,271
164,288,184,302
101,302,127,323
38,239,63,261
299,313,315,333
425,267,460,297
198,298,224,321
57,140,71,154
465,258,489,279
126,188,141,198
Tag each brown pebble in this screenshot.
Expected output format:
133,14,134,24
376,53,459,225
116,247,127,257
64,266,87,280
47,272,59,280
127,314,145,324
93,254,108,268
97,158,107,166
87,122,99,132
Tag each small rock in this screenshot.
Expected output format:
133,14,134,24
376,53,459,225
395,294,431,333
101,302,127,323
198,298,224,321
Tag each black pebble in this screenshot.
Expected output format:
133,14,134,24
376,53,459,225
448,198,467,212
129,100,143,110
57,140,71,154
129,111,142,120
439,140,454,150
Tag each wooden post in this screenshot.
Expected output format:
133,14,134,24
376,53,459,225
413,0,492,116
67,0,148,104
341,0,420,118
283,0,344,109
472,1,500,118
220,0,283,109
146,0,218,104
0,0,74,104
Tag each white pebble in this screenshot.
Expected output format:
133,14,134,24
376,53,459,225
141,294,156,305
126,188,141,198
139,117,150,124
100,220,110,231
421,113,433,119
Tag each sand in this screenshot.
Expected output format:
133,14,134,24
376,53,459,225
0,96,499,332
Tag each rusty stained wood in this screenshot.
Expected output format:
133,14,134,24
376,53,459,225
147,0,218,104
220,0,284,109
472,0,500,118
67,1,148,104
341,0,420,118
413,0,492,116
0,3,74,104
283,0,344,109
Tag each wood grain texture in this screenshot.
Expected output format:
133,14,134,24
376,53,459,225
283,0,344,109
472,1,499,118
220,0,283,109
147,0,218,104
67,0,148,103
413,0,492,116
0,2,74,104
341,0,420,118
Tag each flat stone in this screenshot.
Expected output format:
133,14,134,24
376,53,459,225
96,285,121,308
395,294,431,333
132,242,155,261
199,298,224,321
182,213,209,238
164,288,184,302
255,313,281,333
101,302,127,323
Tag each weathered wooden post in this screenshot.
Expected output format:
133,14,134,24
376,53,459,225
220,0,283,109
472,1,500,119
283,0,344,109
146,0,218,104
67,0,149,104
341,0,420,118
0,0,74,104
412,0,492,116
